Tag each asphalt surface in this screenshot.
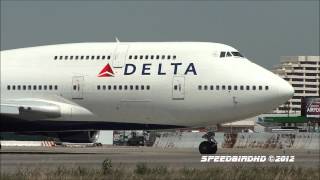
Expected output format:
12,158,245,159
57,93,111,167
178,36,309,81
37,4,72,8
1,146,319,172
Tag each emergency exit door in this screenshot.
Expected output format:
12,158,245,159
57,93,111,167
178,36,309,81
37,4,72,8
113,44,129,68
172,76,185,100
72,76,84,99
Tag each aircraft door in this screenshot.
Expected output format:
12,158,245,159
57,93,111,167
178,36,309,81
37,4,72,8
113,44,129,68
72,76,84,99
172,76,185,100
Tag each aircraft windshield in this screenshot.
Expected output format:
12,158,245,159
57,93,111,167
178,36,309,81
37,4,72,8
220,51,244,58
231,52,244,57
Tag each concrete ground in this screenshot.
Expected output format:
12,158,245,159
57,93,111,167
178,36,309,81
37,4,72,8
1,146,319,172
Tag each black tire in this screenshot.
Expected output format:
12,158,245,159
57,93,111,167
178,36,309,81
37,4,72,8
210,142,218,154
199,141,218,154
199,141,210,154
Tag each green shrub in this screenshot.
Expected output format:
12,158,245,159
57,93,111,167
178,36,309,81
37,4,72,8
102,158,113,174
134,163,149,175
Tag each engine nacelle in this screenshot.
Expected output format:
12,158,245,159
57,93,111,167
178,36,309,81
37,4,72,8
56,131,100,143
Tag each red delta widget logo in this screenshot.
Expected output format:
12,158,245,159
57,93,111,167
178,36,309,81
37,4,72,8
97,64,115,77
98,63,197,77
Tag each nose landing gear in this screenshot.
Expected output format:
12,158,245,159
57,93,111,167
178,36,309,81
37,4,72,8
199,131,218,154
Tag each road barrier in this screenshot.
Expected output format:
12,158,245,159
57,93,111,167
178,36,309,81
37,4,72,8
153,132,224,149
1,140,55,147
153,132,320,150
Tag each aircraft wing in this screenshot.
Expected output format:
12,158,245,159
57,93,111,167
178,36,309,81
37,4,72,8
1,99,62,119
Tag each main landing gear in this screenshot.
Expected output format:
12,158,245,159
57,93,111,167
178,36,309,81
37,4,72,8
199,131,218,154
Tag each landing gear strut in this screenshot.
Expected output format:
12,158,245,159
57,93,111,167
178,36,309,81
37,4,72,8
199,131,217,154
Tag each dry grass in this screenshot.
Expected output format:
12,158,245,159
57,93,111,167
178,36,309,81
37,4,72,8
1,161,319,180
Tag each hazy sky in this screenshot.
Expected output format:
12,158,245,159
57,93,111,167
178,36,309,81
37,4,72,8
1,0,319,68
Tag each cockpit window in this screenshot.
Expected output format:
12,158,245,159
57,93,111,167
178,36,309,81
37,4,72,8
220,51,226,57
220,51,244,58
231,52,244,57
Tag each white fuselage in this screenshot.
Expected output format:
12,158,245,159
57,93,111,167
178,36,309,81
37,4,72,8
0,42,294,129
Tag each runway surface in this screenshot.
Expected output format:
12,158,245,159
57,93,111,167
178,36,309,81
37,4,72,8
1,146,319,172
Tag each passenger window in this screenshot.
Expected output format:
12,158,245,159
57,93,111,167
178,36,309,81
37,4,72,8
59,56,63,60
140,55,143,59
156,55,160,59
204,85,208,90
135,85,139,90
167,55,171,59
162,55,165,59
23,85,26,90
216,85,220,90
228,85,232,90
265,86,269,90
253,86,256,90
49,85,52,90
151,55,154,60
220,52,226,58
91,56,95,60
33,85,37,90
234,86,238,90
103,85,106,90
44,85,47,90
222,85,226,90
54,85,58,90
198,85,202,90
130,85,134,90
124,85,128,90
17,85,21,90
146,85,150,90
102,56,106,60
97,56,100,60
246,85,250,90
240,85,244,90
75,56,79,60
86,56,89,60
119,85,122,90
54,56,58,60
113,85,117,90
129,55,132,59
259,86,262,90
7,85,10,90
174,85,178,90
145,55,148,60
65,56,68,60
173,55,176,59
210,85,214,90
141,85,144,90
134,55,138,60
107,56,111,59
73,85,76,90
38,85,42,90
12,85,16,90
108,85,112,90
81,56,84,60
97,85,101,90
70,56,74,60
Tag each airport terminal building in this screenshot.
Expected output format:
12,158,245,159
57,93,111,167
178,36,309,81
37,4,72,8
272,56,319,114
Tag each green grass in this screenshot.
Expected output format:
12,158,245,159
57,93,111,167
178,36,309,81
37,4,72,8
1,161,319,180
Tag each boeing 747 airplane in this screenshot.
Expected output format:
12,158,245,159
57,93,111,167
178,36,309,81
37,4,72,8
0,42,294,153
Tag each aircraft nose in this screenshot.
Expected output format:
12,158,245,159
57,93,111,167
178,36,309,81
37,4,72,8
276,78,294,101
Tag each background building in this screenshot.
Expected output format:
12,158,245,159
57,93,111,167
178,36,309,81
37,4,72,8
272,56,320,114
